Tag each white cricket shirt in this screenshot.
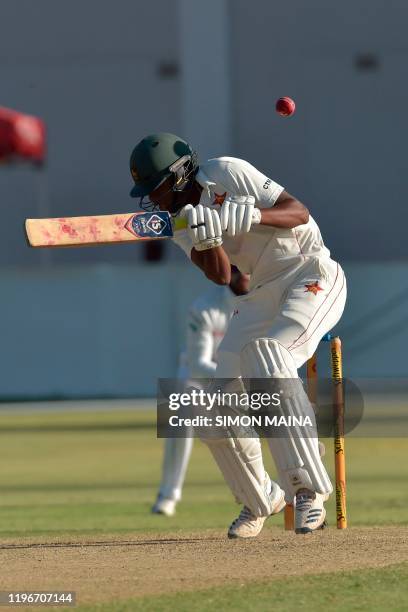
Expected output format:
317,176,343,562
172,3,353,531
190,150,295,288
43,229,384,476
173,157,331,288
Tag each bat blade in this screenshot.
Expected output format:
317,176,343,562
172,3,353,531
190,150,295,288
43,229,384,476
25,211,187,248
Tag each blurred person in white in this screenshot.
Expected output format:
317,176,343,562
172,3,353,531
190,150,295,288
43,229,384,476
152,268,249,516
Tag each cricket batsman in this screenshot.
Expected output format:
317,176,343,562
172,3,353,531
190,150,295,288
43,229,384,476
152,268,249,516
129,133,347,537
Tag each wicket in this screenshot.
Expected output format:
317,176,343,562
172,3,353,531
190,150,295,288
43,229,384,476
283,333,347,530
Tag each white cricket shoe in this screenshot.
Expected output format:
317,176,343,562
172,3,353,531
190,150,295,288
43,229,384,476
227,484,286,539
151,496,177,517
295,488,326,534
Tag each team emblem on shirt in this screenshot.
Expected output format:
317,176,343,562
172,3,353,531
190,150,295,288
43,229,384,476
304,281,323,295
213,192,227,205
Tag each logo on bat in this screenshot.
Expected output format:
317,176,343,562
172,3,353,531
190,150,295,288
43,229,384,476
125,212,172,239
146,214,168,235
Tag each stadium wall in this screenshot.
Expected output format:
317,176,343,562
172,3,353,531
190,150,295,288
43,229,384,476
0,261,406,399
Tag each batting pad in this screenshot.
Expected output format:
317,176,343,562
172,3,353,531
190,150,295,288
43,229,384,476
203,436,274,517
265,393,333,498
240,338,298,379
240,338,332,498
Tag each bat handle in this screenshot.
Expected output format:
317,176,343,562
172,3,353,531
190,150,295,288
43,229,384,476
173,207,262,231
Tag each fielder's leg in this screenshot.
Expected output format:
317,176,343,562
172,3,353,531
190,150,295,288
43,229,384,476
152,435,194,516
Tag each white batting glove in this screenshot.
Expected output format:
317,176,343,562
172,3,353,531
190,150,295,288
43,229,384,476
220,195,261,237
184,204,223,251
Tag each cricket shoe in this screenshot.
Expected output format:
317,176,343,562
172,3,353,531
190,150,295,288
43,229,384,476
151,496,177,517
294,488,326,534
227,483,286,539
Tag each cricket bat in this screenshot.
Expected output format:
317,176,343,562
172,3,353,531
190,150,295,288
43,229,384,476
25,211,188,248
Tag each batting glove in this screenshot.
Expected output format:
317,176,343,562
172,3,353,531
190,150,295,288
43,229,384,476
184,204,223,251
220,195,261,237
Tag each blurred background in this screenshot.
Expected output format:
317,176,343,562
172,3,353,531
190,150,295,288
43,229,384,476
0,0,407,399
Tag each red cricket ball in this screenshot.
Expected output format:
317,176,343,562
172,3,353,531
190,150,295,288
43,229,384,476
276,97,296,117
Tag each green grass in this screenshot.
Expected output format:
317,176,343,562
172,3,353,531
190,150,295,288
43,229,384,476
0,408,235,536
72,563,408,612
0,407,407,536
1,406,408,611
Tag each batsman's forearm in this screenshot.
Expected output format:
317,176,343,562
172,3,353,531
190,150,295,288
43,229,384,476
259,199,309,228
191,246,231,285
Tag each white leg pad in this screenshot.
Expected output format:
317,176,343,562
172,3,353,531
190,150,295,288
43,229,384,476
266,394,333,497
241,338,298,378
202,435,273,517
240,338,332,498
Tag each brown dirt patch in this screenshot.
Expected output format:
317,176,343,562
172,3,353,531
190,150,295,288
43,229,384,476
0,526,407,606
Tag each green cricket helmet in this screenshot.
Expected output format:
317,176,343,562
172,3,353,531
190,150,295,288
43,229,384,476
129,132,198,200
